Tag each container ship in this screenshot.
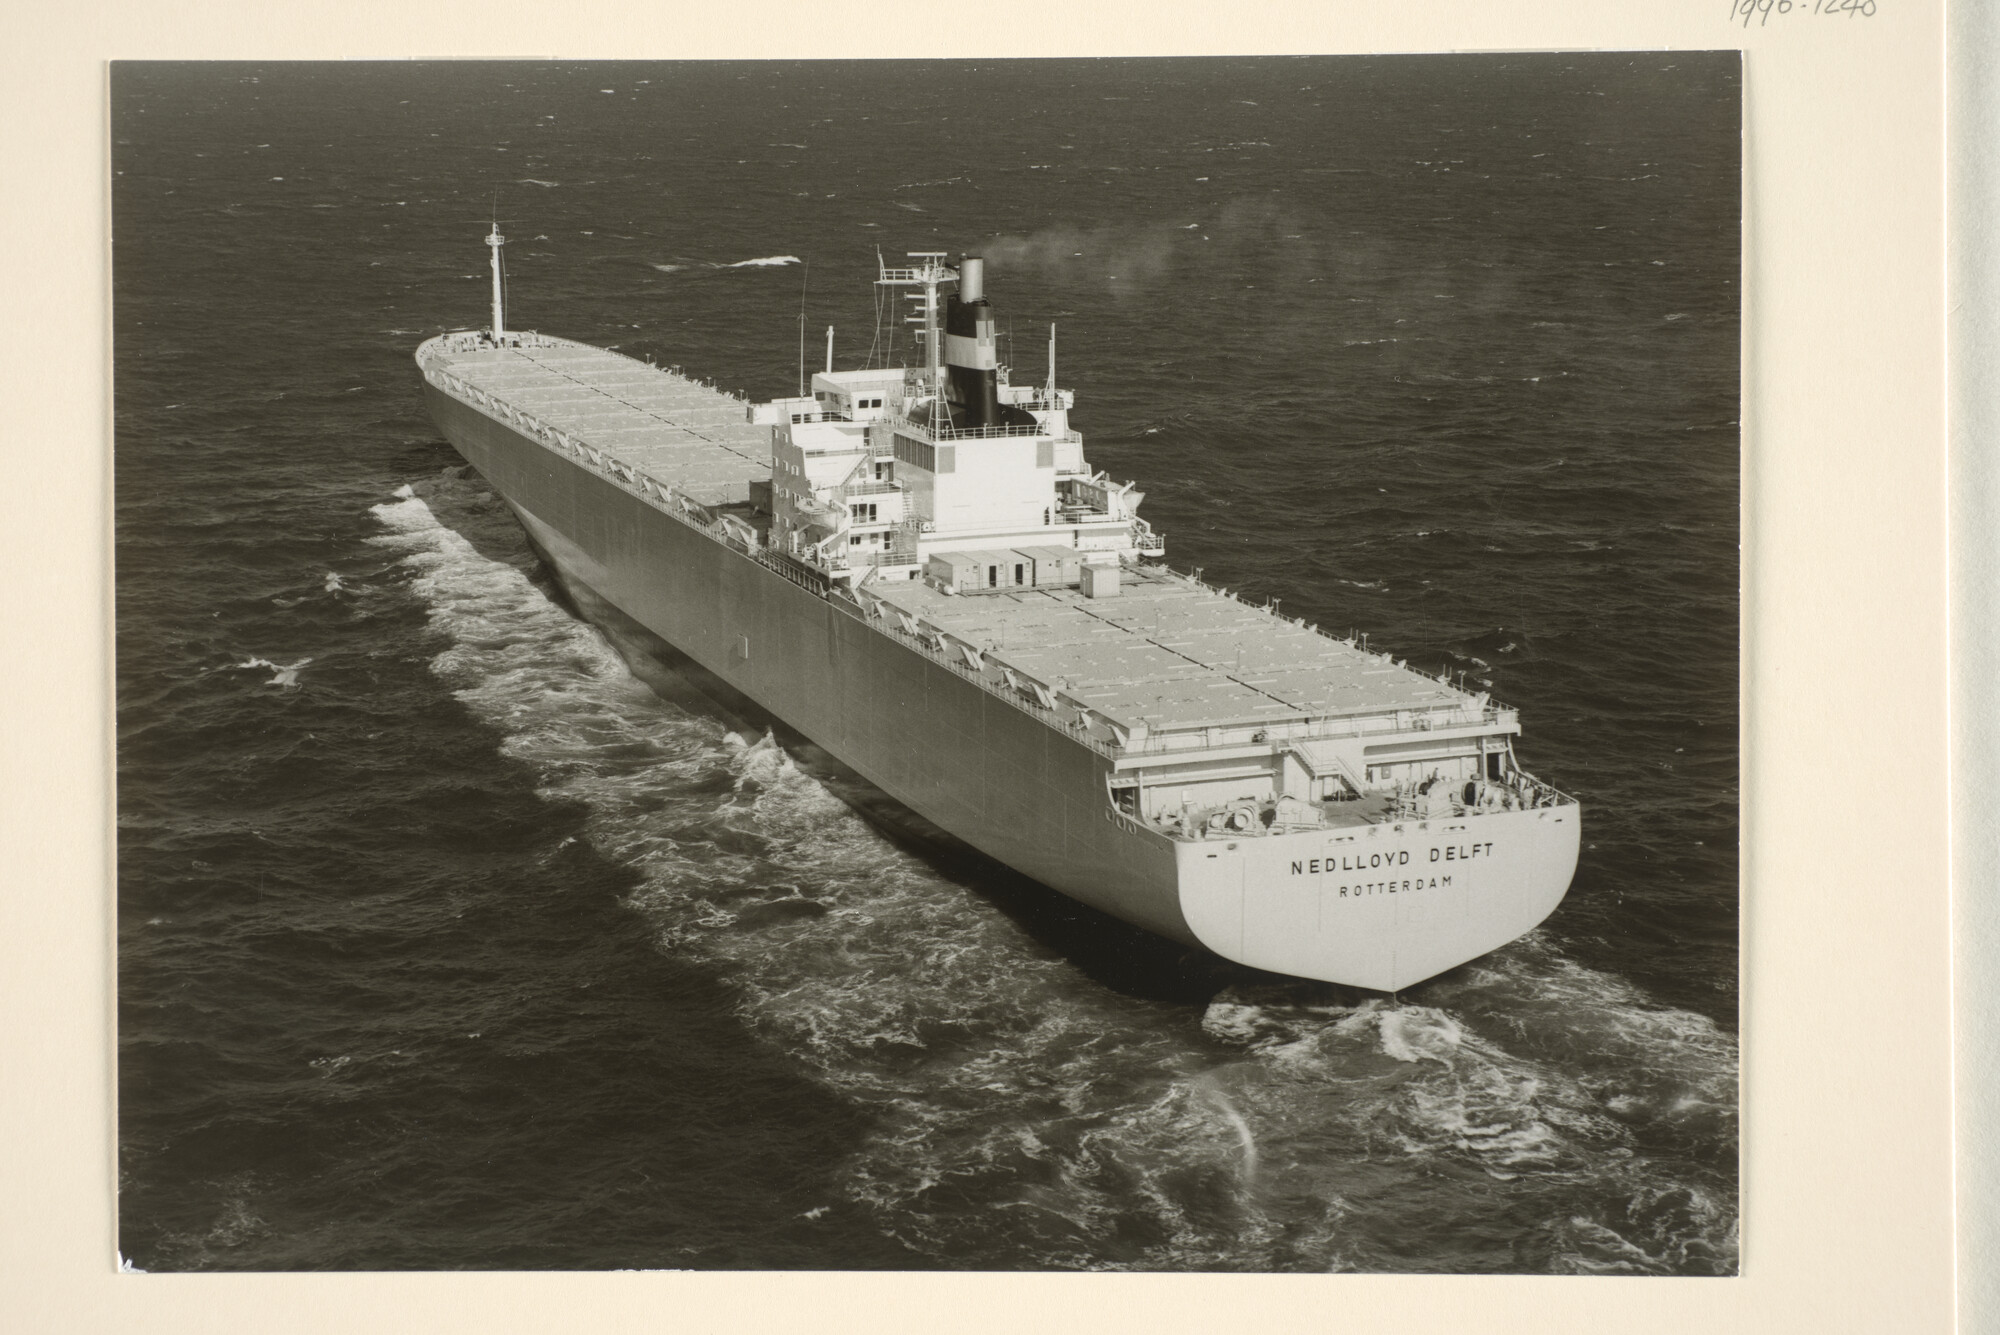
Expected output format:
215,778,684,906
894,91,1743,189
413,229,1580,990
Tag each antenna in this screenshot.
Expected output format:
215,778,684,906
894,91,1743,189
866,251,886,369
825,324,834,374
797,260,809,396
1046,323,1057,402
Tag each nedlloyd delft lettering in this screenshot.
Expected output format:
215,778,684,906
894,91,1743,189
1434,842,1494,862
1294,850,1411,876
1290,842,1497,877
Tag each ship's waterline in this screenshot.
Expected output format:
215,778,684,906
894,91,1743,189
416,250,1579,989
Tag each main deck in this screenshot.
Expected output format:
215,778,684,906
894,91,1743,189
420,332,770,506
865,565,1468,739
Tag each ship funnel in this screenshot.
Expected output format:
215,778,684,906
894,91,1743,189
943,255,999,427
940,257,1037,431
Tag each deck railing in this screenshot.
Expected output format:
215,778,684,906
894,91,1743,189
889,416,1083,446
426,330,574,357
838,479,904,498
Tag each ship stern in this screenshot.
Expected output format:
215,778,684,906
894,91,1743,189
1174,804,1581,991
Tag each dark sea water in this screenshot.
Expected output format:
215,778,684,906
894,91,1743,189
113,55,1740,1274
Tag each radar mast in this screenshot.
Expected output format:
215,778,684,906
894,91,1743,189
876,252,955,432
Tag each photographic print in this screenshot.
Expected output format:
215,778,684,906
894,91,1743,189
113,54,1740,1274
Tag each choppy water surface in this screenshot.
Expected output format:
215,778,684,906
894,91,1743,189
115,56,1739,1273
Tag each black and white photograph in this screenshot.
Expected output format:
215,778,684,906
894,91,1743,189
110,53,1744,1275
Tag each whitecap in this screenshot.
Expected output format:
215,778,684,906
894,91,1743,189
1376,1007,1463,1063
236,656,313,688
1190,1074,1260,1183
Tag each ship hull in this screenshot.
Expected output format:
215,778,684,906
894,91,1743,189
423,383,1195,944
423,380,1579,990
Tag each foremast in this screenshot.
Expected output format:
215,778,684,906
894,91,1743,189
487,223,506,341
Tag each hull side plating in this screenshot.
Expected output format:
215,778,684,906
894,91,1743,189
424,384,1196,946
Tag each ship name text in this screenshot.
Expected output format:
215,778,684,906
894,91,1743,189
1289,842,1496,878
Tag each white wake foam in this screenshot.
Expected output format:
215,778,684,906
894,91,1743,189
651,257,800,274
367,472,1737,1273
